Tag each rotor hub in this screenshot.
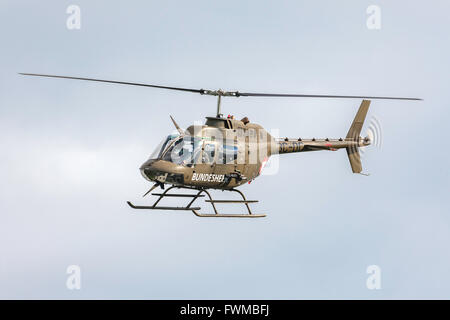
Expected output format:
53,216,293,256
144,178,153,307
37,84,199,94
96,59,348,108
200,89,240,97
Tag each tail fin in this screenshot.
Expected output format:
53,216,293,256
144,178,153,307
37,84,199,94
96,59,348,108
346,100,370,173
346,100,370,140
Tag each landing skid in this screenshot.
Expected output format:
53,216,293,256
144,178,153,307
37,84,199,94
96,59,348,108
127,186,266,218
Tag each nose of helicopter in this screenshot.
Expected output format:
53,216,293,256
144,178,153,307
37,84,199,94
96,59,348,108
139,159,185,185
139,159,158,182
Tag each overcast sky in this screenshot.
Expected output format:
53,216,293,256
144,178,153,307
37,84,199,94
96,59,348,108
1,0,449,299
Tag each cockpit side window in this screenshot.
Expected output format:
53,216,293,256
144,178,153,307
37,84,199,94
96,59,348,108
202,143,216,164
218,144,238,164
162,136,202,166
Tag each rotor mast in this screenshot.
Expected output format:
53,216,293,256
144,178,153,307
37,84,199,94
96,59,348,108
200,89,240,118
217,93,222,118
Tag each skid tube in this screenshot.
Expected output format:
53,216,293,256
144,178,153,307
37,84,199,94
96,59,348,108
127,186,266,218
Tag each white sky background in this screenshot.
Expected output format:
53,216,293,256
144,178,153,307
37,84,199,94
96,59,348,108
0,0,449,299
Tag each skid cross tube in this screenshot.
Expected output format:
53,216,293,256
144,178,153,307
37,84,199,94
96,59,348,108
191,188,265,218
127,186,266,218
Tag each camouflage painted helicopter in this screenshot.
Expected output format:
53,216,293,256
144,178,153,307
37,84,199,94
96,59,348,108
20,73,421,217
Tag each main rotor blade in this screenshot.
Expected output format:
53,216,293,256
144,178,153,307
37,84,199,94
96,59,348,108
18,73,203,94
19,73,422,101
237,92,422,101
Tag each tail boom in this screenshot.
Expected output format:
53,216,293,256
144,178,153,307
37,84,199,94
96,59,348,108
277,138,363,154
276,99,371,174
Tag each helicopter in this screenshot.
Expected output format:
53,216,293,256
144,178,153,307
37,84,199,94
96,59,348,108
19,73,421,218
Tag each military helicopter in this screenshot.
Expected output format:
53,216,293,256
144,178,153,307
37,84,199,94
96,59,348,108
19,73,421,218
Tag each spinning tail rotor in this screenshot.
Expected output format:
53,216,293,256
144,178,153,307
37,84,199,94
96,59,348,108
360,115,383,157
